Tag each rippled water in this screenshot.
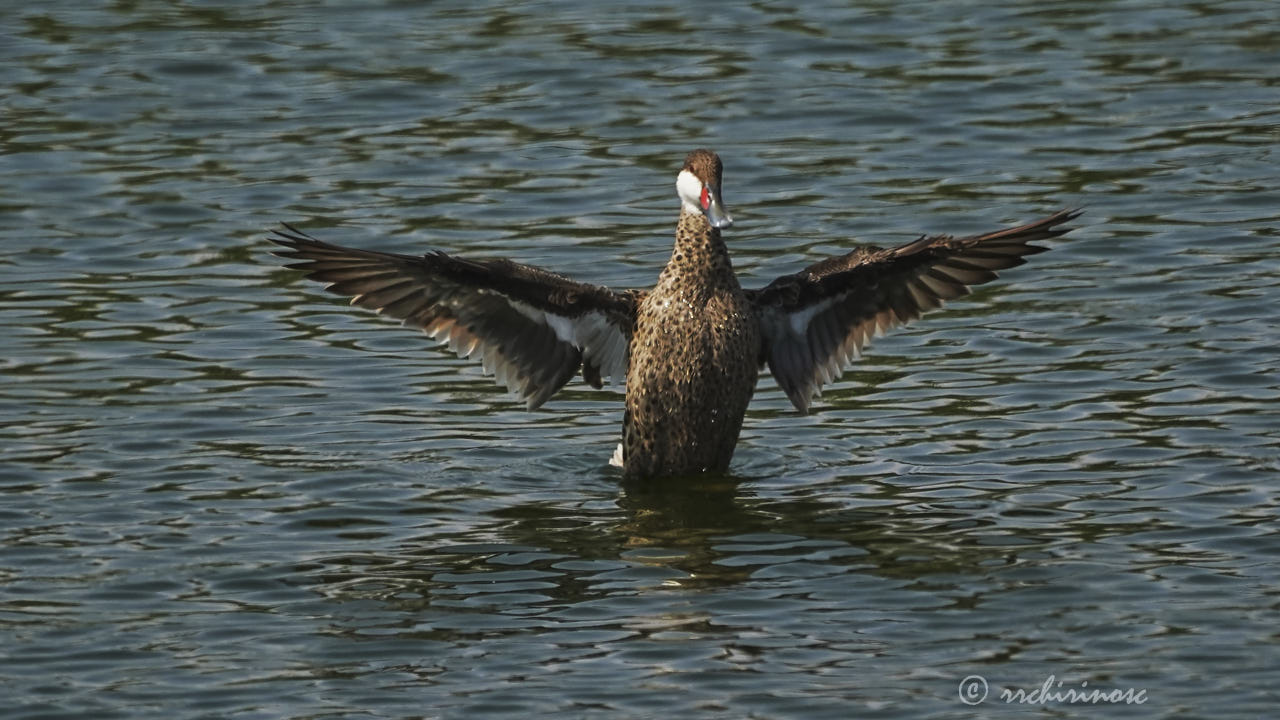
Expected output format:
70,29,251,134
3,2,1278,718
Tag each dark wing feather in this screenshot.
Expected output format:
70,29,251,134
270,224,639,409
748,209,1081,412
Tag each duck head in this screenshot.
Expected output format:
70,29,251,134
676,149,733,229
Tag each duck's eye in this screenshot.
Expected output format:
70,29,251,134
700,186,710,210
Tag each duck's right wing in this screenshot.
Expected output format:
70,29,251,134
270,224,640,410
747,209,1081,413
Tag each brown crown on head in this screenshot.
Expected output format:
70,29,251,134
682,149,723,186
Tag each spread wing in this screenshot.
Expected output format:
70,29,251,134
270,224,640,410
747,209,1081,413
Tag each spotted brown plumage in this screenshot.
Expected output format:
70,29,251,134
270,149,1081,480
623,158,759,477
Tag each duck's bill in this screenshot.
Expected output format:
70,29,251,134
704,187,734,229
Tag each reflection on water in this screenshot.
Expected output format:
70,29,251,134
3,0,1279,717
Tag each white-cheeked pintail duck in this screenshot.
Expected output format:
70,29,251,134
271,149,1080,480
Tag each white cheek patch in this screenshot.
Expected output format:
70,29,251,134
676,169,704,214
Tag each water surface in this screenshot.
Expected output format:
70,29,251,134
3,2,1278,718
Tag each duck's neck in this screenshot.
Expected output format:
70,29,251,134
658,210,738,292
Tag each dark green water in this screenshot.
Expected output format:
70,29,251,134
3,2,1278,718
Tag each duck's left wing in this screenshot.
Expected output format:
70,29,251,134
747,209,1081,413
270,224,639,410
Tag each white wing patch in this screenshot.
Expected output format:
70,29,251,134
787,295,837,337
510,300,629,384
761,290,887,413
